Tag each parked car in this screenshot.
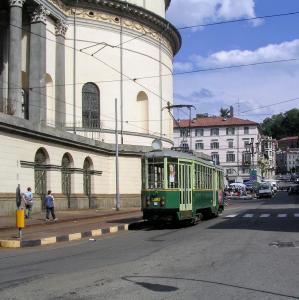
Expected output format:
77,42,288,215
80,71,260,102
288,184,299,195
257,183,273,198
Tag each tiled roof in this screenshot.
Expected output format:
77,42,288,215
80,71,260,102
174,117,258,128
278,136,298,141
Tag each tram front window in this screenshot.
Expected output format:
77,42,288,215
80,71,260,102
168,162,178,188
148,161,164,189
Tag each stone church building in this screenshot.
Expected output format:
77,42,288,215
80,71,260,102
0,0,181,215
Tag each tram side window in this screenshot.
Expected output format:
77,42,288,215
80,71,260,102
201,166,206,189
195,164,200,189
219,171,224,189
168,162,178,188
205,167,209,189
206,168,209,189
148,162,164,189
207,168,212,189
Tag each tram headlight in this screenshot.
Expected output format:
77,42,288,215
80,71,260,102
160,197,166,207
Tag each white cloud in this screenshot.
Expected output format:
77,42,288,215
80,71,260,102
173,62,194,72
173,39,299,121
167,0,257,28
193,39,299,67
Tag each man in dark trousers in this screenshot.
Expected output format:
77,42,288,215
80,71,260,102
44,190,58,222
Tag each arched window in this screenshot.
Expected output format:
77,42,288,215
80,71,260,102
82,83,100,128
34,148,49,197
61,153,73,207
136,91,149,133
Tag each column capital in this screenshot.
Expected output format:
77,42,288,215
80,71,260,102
9,0,25,8
30,5,50,25
55,19,68,37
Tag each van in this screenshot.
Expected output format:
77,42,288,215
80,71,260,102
257,183,272,198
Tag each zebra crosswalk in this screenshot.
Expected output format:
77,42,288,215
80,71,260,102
225,213,299,219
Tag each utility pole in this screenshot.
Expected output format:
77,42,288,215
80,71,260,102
115,98,120,211
236,98,240,179
120,17,124,144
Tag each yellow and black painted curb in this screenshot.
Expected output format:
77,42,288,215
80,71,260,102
0,222,144,248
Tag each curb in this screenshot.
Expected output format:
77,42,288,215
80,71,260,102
0,209,141,231
0,222,141,248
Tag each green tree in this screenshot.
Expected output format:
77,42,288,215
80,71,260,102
261,108,299,139
220,107,230,118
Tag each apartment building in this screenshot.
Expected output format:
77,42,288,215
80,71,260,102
260,136,277,179
173,116,261,184
276,149,299,174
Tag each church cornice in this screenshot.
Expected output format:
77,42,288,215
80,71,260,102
58,0,181,55
165,0,171,10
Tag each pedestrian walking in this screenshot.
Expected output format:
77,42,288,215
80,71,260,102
44,190,58,222
23,187,33,219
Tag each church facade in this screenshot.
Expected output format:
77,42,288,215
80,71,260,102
0,0,181,215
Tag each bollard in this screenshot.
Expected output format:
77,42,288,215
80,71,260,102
16,209,25,238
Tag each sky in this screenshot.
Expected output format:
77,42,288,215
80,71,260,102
166,0,299,122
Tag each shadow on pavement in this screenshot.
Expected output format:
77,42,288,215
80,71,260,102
121,275,299,299
261,191,299,205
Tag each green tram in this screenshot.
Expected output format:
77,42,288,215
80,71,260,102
142,150,225,224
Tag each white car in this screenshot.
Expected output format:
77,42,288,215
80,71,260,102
257,183,273,198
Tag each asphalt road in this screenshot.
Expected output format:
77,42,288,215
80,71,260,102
0,191,299,300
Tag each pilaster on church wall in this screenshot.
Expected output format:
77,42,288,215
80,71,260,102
63,24,74,127
21,25,29,76
45,16,56,127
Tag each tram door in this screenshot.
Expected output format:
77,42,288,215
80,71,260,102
179,162,192,211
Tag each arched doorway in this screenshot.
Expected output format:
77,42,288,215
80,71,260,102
34,148,48,208
83,157,93,207
61,153,73,208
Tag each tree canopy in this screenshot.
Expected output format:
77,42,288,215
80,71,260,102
219,107,230,118
261,108,299,139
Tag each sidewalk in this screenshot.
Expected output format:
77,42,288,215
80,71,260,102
0,208,143,248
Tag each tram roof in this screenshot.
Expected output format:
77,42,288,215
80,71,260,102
144,149,223,169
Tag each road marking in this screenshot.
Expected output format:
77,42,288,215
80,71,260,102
294,214,299,218
243,214,254,218
225,214,238,218
278,214,287,218
260,214,270,218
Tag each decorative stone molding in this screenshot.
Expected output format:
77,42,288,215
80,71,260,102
9,0,25,8
30,5,50,24
47,0,181,55
55,19,68,37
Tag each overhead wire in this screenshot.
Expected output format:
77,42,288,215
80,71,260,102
241,96,299,113
177,11,299,30
2,8,299,126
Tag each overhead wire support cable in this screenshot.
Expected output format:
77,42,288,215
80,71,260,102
177,11,299,30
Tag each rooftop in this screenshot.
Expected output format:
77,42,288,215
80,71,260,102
174,117,258,128
278,136,299,142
